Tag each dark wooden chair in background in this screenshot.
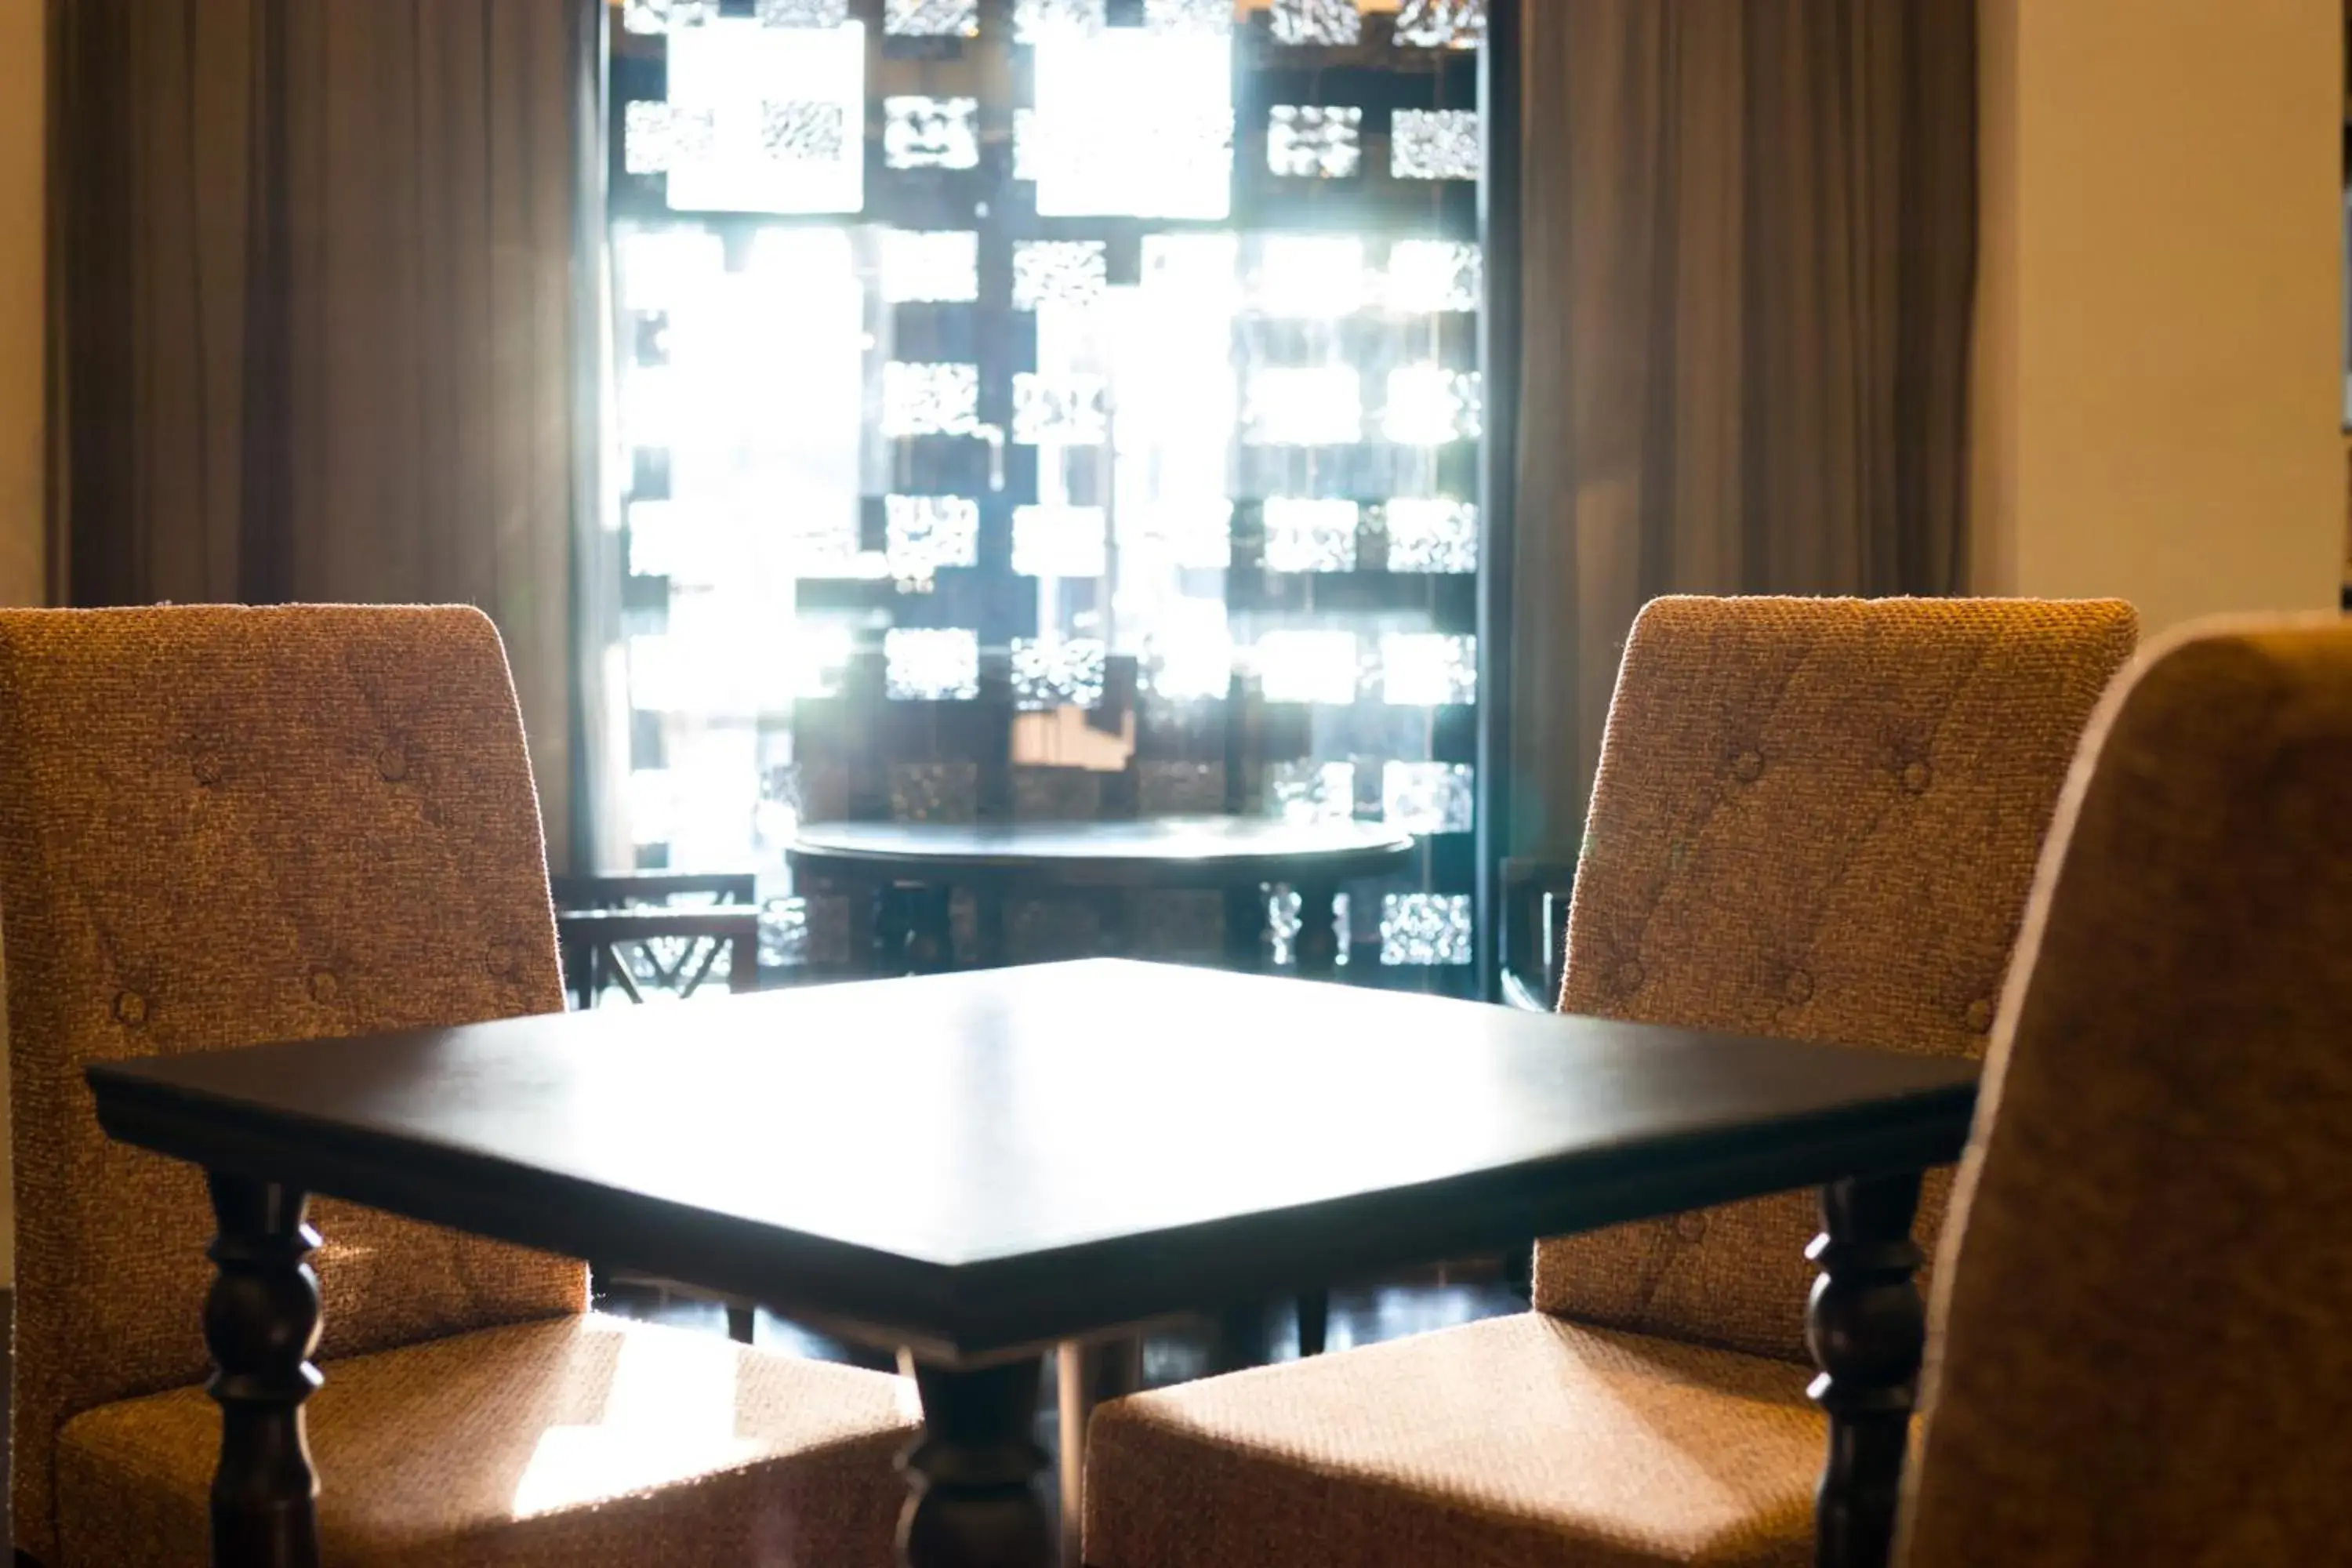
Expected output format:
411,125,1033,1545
551,872,766,1343
550,870,761,1009
1498,855,1578,1011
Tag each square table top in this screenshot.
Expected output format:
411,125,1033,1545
88,959,1979,1362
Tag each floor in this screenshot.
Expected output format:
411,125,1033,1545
0,1271,1528,1544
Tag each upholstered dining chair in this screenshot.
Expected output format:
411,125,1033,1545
0,606,916,1568
1083,595,2138,1568
1895,615,2352,1565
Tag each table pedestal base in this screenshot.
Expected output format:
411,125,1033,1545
900,1357,1053,1568
205,1171,325,1568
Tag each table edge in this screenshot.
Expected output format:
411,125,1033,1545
86,1058,1976,1364
785,821,1417,880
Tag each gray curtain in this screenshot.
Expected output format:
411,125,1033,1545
1506,0,1977,861
53,0,603,869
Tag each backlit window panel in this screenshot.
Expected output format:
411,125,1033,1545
885,629,982,701
784,622,858,698
1380,632,1477,706
1383,498,1479,572
1011,506,1109,577
1392,0,1486,49
625,102,715,175
1385,240,1482,314
759,100,847,164
1143,233,1243,307
781,511,877,579
1383,366,1483,445
615,227,726,312
626,0,718,34
1381,893,1472,965
659,21,865,214
882,361,981,437
1011,373,1110,445
884,0,978,37
1270,0,1360,45
1256,630,1361,705
1011,638,1109,710
758,0,850,25
1012,241,1109,310
608,0,1497,973
884,495,981,579
1262,499,1359,572
627,767,677,843
1145,601,1236,700
1145,0,1232,34
622,365,684,449
1030,31,1232,220
1267,760,1357,823
1120,499,1234,572
884,97,982,171
878,230,980,304
1382,761,1474,833
1011,108,1044,182
1243,366,1363,447
1256,234,1368,318
1269,107,1362,179
1013,0,1105,43
1392,109,1482,180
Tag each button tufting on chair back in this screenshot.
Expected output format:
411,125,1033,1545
1534,595,2139,1363
0,605,586,1564
1899,618,2352,1566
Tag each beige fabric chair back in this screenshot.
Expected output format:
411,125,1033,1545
1534,595,2138,1361
1899,618,2352,1565
0,606,585,1563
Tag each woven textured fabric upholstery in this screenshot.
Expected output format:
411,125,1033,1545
53,1312,918,1568
1534,595,2138,1363
1083,596,2136,1568
1896,618,2352,1566
1087,1313,1820,1568
0,605,914,1566
0,606,586,1560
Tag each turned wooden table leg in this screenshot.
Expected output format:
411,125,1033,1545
901,1357,1052,1568
1287,882,1342,1355
1207,1301,1272,1375
909,884,954,974
205,1171,325,1568
1807,1172,1926,1568
1295,1288,1330,1357
1294,883,1341,979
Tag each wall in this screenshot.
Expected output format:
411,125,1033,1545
1973,0,2345,632
0,0,42,1287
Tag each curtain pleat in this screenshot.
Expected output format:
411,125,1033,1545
1507,0,1976,861
53,0,598,869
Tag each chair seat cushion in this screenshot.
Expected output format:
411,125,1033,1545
54,1312,919,1568
1084,1312,1822,1568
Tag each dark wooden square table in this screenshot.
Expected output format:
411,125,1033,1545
85,960,1979,1568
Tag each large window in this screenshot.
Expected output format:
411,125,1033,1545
610,0,1496,993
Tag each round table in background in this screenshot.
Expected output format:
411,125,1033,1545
786,815,1417,979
